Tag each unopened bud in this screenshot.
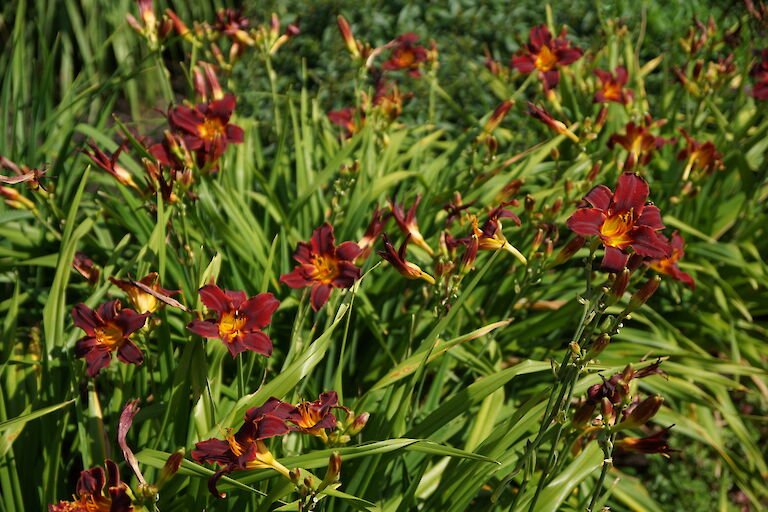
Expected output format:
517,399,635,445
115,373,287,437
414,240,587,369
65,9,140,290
595,106,608,130
483,100,513,133
600,397,615,425
289,468,302,484
572,402,596,428
337,15,359,58
324,452,341,483
619,394,664,429
564,179,573,194
586,333,611,360
552,236,586,266
587,161,602,182
550,197,563,215
348,412,369,436
607,269,630,305
550,147,560,160
544,239,554,258
485,135,498,155
524,195,535,213
156,448,184,489
626,276,661,312
531,229,545,252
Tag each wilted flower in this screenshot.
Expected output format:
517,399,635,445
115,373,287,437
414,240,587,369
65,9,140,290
567,172,670,272
389,195,433,255
81,142,140,190
72,300,149,377
280,223,362,311
677,128,724,180
328,107,364,138
526,102,579,142
192,399,293,498
187,285,279,357
594,66,634,104
443,192,475,227
377,233,435,284
512,25,583,91
168,93,244,167
109,272,179,314
382,33,428,77
73,251,100,286
49,460,133,511
647,231,694,288
615,426,678,456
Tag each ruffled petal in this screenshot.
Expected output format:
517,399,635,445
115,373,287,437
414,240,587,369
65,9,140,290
310,283,332,311
567,208,605,236
584,185,613,210
240,293,280,330
72,304,100,336
199,284,232,313
637,205,664,230
310,223,336,257
613,172,649,214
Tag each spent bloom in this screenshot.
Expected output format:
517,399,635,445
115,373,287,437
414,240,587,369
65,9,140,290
81,142,140,190
378,233,435,284
187,285,279,358
72,300,149,377
594,66,634,104
280,223,362,311
382,33,428,77
167,93,244,167
512,25,583,91
567,172,670,272
390,194,433,256
49,460,133,512
647,231,695,289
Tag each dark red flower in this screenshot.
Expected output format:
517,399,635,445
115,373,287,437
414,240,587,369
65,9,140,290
607,118,675,170
282,391,346,441
187,285,279,358
382,33,428,77
389,195,433,256
192,399,292,498
526,102,579,142
168,93,244,166
280,223,362,311
48,460,133,511
377,233,435,284
676,128,724,180
751,49,768,100
470,202,527,264
80,142,139,189
647,231,695,289
328,107,364,138
72,300,149,377
594,66,634,104
567,172,670,272
511,25,583,91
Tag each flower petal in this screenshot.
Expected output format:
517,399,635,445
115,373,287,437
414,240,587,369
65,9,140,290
310,223,336,257
116,340,144,366
584,185,613,210
192,438,233,465
114,309,149,336
335,241,362,261
637,205,664,230
187,319,221,338
612,172,649,214
630,226,670,259
240,293,280,330
199,284,232,313
601,246,629,273
310,283,332,311
567,208,605,236
84,350,112,377
240,331,273,357
72,303,100,336
280,267,313,289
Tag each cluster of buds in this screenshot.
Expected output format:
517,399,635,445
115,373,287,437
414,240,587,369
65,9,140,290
126,0,173,50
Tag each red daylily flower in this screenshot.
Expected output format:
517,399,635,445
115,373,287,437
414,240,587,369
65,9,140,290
751,49,768,100
382,33,428,77
470,202,527,264
676,128,724,180
328,107,364,138
81,142,139,190
647,231,694,289
615,426,678,456
49,460,133,512
378,233,435,284
390,194,433,256
109,272,179,314
526,102,579,142
587,362,664,406
280,223,362,311
187,285,279,358
511,25,583,91
192,399,292,498
73,251,100,286
594,66,634,104
567,172,670,272
608,119,674,170
372,79,411,121
72,300,149,377
358,205,389,261
280,391,346,442
168,93,244,166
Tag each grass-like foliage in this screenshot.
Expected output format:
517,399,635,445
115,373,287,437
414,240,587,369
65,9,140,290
1,0,767,510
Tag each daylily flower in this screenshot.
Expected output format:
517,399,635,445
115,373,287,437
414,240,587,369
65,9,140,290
677,128,724,180
187,285,279,357
647,231,694,288
751,49,768,100
215,8,254,46
390,195,433,255
280,223,362,311
377,233,435,284
615,426,678,456
167,93,244,167
511,25,583,91
568,173,670,272
49,460,133,512
81,142,140,190
192,399,292,498
526,102,579,142
471,202,527,264
587,362,664,406
382,33,428,77
372,79,411,122
608,119,674,170
109,272,179,314
282,391,346,441
328,107,364,138
72,300,149,377
73,251,100,286
594,66,634,104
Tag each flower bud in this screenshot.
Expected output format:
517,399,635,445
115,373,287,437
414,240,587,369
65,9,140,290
156,448,185,489
606,269,630,305
524,194,536,214
483,100,513,134
551,236,586,266
600,397,616,425
572,401,596,428
626,276,661,312
619,394,664,429
587,161,602,182
348,412,369,436
585,333,611,359
337,15,359,58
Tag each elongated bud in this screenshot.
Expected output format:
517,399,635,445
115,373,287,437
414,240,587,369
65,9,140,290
619,394,664,429
595,106,608,130
348,412,369,435
600,397,615,425
337,15,359,58
157,448,185,488
572,401,596,428
459,235,479,275
552,236,586,266
550,197,563,215
193,67,207,101
531,229,545,253
606,269,630,305
289,468,302,484
585,333,611,359
587,161,602,182
626,276,661,312
324,452,341,482
165,9,191,39
524,194,536,214
483,100,513,133
0,186,35,209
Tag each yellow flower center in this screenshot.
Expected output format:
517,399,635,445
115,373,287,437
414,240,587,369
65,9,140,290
218,311,246,340
223,428,245,456
94,322,124,348
198,117,225,141
295,403,321,429
600,210,634,247
311,255,339,284
602,83,621,101
534,45,558,71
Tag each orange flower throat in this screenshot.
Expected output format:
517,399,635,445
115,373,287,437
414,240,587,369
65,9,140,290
311,255,339,283
534,46,558,71
600,210,634,247
199,117,226,141
219,311,246,340
95,322,124,348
